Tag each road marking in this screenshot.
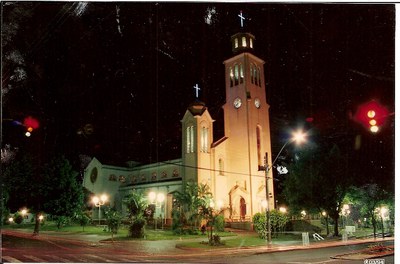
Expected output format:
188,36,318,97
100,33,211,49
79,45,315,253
83,254,117,262
24,255,46,262
2,256,22,263
45,254,70,262
117,255,139,262
66,254,87,262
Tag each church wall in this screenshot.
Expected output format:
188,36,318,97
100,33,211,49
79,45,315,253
119,180,182,220
83,158,183,220
83,158,123,209
211,139,228,209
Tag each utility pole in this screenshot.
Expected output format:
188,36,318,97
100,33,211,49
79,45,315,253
264,152,272,245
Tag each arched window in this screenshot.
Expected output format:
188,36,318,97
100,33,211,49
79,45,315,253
239,64,244,84
234,38,239,48
242,36,247,47
254,67,258,86
234,64,239,86
250,64,254,84
219,158,224,175
201,126,208,153
257,66,261,87
186,126,194,153
229,67,234,87
250,38,253,48
256,126,262,168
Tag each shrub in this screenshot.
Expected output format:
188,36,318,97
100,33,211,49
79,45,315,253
129,215,146,238
14,213,24,225
105,208,122,239
253,212,267,239
214,215,225,232
172,208,184,234
54,215,70,229
76,212,91,231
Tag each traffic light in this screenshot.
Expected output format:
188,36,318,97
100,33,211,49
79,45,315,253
354,100,389,133
23,116,39,137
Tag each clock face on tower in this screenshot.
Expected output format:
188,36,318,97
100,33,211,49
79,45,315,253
254,98,261,108
233,97,242,109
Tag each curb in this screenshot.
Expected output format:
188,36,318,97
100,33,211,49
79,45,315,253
175,237,395,256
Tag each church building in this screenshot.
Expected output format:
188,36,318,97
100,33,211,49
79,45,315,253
83,21,275,228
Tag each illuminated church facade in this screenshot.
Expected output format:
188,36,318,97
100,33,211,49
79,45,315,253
83,28,275,227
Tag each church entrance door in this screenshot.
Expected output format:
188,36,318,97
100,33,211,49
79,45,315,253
240,197,246,220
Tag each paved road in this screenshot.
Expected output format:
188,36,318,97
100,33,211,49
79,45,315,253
1,230,395,263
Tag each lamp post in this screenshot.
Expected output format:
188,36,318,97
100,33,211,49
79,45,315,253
342,204,350,228
38,214,44,222
92,194,108,225
20,208,28,224
378,206,388,239
263,129,306,245
149,191,165,230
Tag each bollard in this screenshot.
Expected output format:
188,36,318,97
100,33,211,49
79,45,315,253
302,232,310,246
342,232,348,242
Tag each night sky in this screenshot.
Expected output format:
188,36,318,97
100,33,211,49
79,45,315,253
2,3,395,188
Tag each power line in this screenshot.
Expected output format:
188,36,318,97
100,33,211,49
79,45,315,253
159,160,267,179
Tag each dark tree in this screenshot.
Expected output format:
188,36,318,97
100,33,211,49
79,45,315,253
347,184,393,238
283,143,351,236
3,153,35,215
3,153,84,233
41,155,84,230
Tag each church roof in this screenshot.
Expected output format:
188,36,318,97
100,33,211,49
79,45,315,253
187,100,207,116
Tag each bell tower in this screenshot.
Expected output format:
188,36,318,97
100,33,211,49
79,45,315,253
181,94,214,187
222,14,275,215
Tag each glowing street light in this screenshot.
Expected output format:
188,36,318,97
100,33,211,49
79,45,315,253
21,208,28,216
38,215,44,222
301,210,307,218
342,204,351,227
377,206,389,239
279,207,287,214
92,194,108,225
20,208,28,224
8,217,14,223
148,191,165,229
262,129,307,245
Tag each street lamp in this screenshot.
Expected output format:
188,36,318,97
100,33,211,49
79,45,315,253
378,206,388,239
263,129,307,245
342,204,350,227
38,214,44,222
148,191,165,230
279,207,287,214
301,210,307,218
92,194,108,225
20,208,28,224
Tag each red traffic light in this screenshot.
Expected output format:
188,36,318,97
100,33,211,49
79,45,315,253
23,116,39,130
23,116,40,137
354,100,389,133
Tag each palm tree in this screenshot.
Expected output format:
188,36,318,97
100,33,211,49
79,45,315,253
124,190,148,238
172,182,212,231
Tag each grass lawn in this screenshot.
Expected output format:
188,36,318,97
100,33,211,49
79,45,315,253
4,222,124,236
176,233,303,249
3,222,236,241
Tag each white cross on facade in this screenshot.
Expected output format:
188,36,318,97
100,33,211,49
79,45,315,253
238,10,245,28
193,84,201,98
